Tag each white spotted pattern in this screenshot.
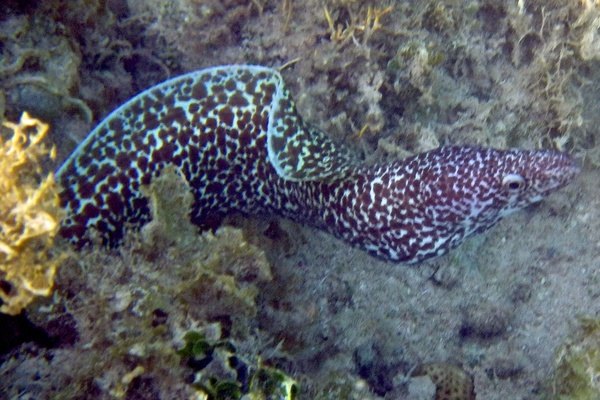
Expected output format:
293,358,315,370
56,66,579,263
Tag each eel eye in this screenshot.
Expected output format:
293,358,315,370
502,174,526,191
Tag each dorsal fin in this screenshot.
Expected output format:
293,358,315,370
267,71,359,182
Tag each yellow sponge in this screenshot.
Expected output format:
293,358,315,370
0,112,65,315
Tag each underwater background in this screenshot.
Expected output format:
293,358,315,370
1,0,600,399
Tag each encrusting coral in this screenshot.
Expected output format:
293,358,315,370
140,166,273,321
413,362,475,400
0,112,65,315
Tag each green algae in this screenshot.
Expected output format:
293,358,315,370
178,331,298,400
551,316,600,400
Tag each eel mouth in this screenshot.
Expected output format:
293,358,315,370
542,152,580,191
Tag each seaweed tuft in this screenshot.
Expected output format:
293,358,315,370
0,112,66,315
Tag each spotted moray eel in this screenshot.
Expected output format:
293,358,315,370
56,65,579,263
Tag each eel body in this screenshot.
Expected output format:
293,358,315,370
56,65,579,263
